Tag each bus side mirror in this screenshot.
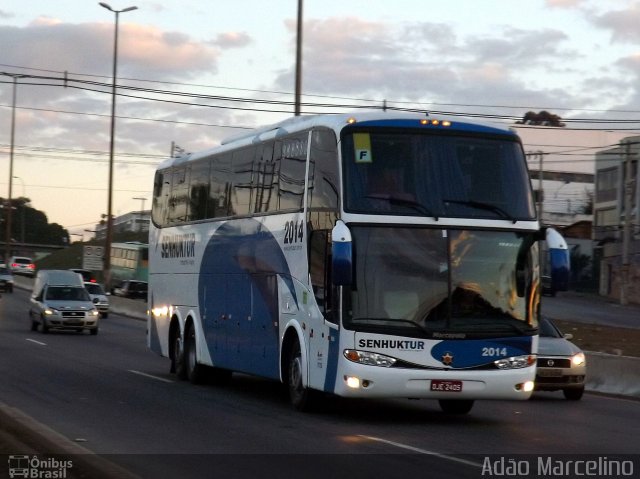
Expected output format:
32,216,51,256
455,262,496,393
545,227,570,293
331,220,353,286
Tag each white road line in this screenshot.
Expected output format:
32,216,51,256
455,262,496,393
358,435,482,468
128,369,174,383
26,338,47,346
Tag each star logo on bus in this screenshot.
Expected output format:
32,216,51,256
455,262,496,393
441,352,454,366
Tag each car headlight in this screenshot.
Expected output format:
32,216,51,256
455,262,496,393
494,355,536,370
571,352,586,366
44,308,56,315
344,349,397,367
90,309,100,317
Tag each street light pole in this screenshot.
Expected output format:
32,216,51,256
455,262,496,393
99,2,137,291
12,176,25,244
3,74,24,262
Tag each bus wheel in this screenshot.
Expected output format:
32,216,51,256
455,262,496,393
287,341,315,411
438,399,474,414
173,331,187,380
184,324,205,384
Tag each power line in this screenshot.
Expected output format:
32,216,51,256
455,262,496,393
4,70,640,125
6,62,640,116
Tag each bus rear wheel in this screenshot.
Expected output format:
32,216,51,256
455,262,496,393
438,399,474,414
184,324,205,384
172,330,187,379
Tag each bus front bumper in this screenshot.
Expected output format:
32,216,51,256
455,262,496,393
332,363,536,400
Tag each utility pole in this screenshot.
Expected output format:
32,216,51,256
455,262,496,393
3,74,24,263
294,0,303,116
620,141,634,305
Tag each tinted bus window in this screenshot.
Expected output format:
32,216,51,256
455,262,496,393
189,160,210,221
210,154,231,218
232,147,255,216
278,133,307,211
168,167,190,224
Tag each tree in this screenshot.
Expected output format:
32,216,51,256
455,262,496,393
516,111,566,127
0,197,69,245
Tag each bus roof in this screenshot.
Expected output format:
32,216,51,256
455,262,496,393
157,112,518,170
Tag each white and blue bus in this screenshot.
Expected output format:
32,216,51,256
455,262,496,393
148,112,559,414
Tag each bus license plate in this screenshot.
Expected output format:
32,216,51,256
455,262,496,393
430,380,463,392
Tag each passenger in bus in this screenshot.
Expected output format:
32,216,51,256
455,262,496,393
366,165,415,204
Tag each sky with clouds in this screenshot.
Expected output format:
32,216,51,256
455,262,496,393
1,0,640,236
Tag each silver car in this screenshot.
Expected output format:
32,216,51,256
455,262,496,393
535,317,587,400
29,284,100,335
84,282,110,318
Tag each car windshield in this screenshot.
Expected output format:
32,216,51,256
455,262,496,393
539,317,563,338
46,286,91,301
85,283,105,295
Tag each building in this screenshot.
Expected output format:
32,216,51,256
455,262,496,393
93,210,150,240
593,137,640,304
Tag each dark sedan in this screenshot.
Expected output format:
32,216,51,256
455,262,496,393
113,280,148,300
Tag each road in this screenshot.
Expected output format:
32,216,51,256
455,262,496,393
1,288,639,478
541,290,640,329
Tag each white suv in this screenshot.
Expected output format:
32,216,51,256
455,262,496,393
9,256,35,276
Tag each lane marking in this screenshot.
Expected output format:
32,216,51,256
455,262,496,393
358,435,482,468
128,369,174,383
26,338,47,346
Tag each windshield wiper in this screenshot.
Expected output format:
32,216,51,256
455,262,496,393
443,199,515,223
365,194,439,220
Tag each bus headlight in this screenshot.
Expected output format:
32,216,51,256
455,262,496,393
494,355,536,370
344,349,397,367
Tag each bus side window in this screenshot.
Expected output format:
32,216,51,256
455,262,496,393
309,229,334,322
253,142,276,213
168,167,190,224
210,154,232,218
231,147,255,216
152,170,170,227
189,159,211,221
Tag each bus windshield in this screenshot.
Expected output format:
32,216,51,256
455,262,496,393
342,129,535,220
343,227,539,337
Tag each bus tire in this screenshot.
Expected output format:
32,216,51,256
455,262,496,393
287,340,316,411
173,330,187,380
438,399,474,414
184,323,205,384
